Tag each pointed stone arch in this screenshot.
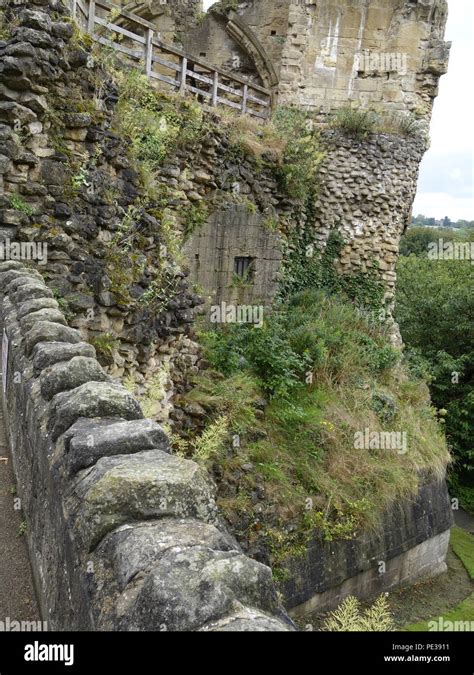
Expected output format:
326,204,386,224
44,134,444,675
223,13,279,93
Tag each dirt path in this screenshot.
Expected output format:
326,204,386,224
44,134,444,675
0,380,39,624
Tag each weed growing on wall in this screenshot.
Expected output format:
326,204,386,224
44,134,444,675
272,107,325,201
111,68,207,175
279,230,386,317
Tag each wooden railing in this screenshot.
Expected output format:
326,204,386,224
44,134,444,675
70,0,272,119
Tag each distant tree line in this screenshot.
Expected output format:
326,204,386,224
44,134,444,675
411,214,474,230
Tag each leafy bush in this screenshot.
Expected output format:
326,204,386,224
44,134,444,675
399,227,456,257
278,230,386,317
112,69,206,176
396,255,474,482
272,107,325,201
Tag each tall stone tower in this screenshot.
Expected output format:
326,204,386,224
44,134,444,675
182,0,450,120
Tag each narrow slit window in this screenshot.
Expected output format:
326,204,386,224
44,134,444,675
234,257,255,280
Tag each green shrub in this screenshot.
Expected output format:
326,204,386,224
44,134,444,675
8,193,36,216
396,254,474,482
272,107,325,201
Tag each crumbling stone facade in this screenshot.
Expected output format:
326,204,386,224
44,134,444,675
185,0,450,118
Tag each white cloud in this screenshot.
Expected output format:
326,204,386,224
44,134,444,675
413,192,474,221
203,0,217,10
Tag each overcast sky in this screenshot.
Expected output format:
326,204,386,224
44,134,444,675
203,0,473,221
413,0,473,221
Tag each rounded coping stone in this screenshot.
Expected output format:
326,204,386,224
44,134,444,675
70,449,218,550
66,417,170,473
49,381,144,441
32,341,96,373
10,283,53,306
39,355,109,401
94,517,237,590
16,297,60,320
0,269,44,288
20,308,67,332
24,321,83,356
6,273,45,295
0,261,24,273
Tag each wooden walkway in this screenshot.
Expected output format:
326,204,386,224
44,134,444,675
71,0,272,119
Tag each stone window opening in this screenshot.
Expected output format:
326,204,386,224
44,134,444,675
234,256,255,281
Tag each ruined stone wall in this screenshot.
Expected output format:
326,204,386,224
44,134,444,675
0,0,209,426
0,260,293,631
269,0,450,117
312,128,426,334
0,0,454,626
186,0,450,120
120,0,203,45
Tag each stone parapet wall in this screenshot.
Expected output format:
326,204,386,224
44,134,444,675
0,260,293,631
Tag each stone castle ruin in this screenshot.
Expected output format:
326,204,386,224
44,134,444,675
0,0,454,631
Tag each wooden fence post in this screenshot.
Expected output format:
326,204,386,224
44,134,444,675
212,71,219,107
179,57,187,96
241,83,248,115
87,0,95,35
145,28,154,77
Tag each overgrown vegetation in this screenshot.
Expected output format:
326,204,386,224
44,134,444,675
178,289,449,571
330,107,378,139
88,332,120,366
111,68,207,184
330,106,425,141
396,231,474,514
278,230,386,317
8,193,36,217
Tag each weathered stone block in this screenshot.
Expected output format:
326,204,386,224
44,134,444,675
32,341,96,373
119,546,279,631
66,418,170,473
24,321,82,355
20,308,66,332
50,381,143,440
70,450,218,549
40,356,109,401
16,296,59,320
96,518,236,589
